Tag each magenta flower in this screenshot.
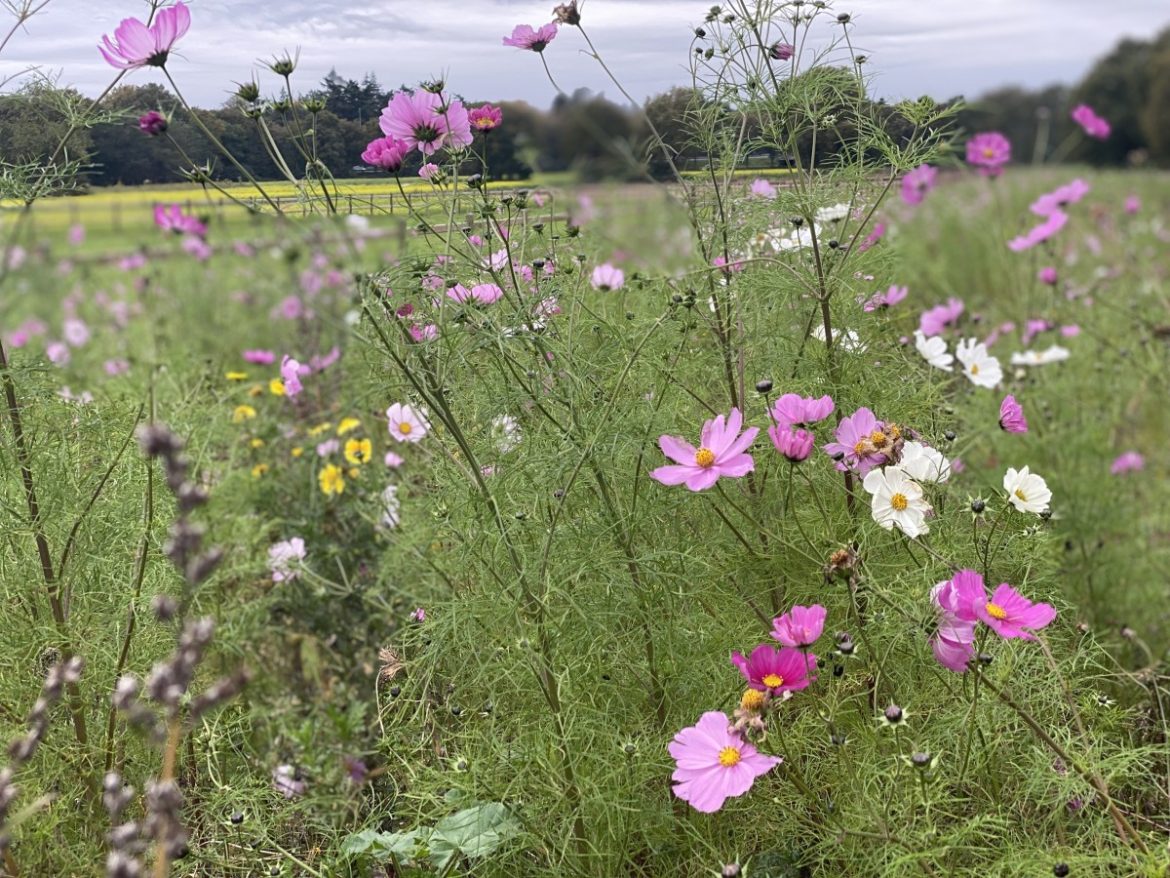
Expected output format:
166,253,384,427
668,711,780,813
243,349,275,365
1071,104,1110,140
590,263,625,291
1038,266,1058,285
857,221,886,253
966,132,1011,176
1008,210,1068,252
138,110,168,136
770,41,795,61
154,204,206,238
99,1,190,70
1111,451,1145,475
281,355,304,398
928,569,985,673
650,408,758,492
750,178,777,198
361,136,410,172
901,164,937,206
976,583,1056,641
731,644,817,695
1030,179,1090,216
998,394,1028,434
771,605,826,648
919,297,964,336
863,285,907,312
1124,195,1141,215
468,104,503,132
379,91,472,156
448,283,503,305
104,359,130,376
769,426,815,463
770,393,834,429
503,22,558,52
822,406,887,476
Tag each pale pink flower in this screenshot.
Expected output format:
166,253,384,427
650,408,758,492
1071,104,1110,140
822,406,886,476
268,538,306,583
387,403,430,443
154,204,206,237
901,164,937,206
104,359,130,376
503,22,558,52
384,451,404,468
919,298,964,336
419,163,441,181
1030,179,1090,216
99,1,190,70
863,285,907,312
243,349,276,365
1111,451,1145,475
771,605,827,648
281,355,304,398
770,393,834,429
750,178,777,198
379,91,472,156
590,263,625,291
669,711,780,813
361,136,410,172
1008,210,1067,252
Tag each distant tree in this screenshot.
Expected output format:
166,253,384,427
0,81,94,185
1139,29,1170,165
1072,38,1158,164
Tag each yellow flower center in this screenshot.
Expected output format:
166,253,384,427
762,673,783,689
853,439,872,456
694,447,716,468
890,492,909,511
869,430,889,449
1014,488,1027,502
982,147,995,158
398,422,413,435
985,602,1008,620
740,689,766,711
718,746,742,767
970,364,980,375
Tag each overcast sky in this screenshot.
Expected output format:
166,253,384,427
2,0,1167,109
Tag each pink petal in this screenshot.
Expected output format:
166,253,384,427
658,434,697,466
684,468,721,492
719,426,760,461
650,464,695,487
714,454,755,479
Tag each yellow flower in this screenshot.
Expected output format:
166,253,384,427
308,422,333,437
318,464,345,497
248,384,264,398
269,379,286,396
232,405,257,423
251,463,269,478
291,446,304,458
337,417,362,436
344,437,372,465
250,437,266,449
226,371,248,381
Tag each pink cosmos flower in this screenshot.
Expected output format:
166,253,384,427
449,283,504,305
998,395,1028,433
857,221,886,253
409,324,438,343
770,393,834,429
418,163,441,181
668,711,780,813
1038,266,1058,285
503,22,558,52
750,178,777,198
104,359,130,376
410,607,426,623
68,224,85,246
181,235,212,261
901,164,938,206
919,298,964,336
272,765,306,799
379,91,472,156
1008,210,1067,252
1071,104,1110,140
1111,451,1145,475
1021,318,1052,346
590,263,625,291
99,1,190,70
280,356,304,398
863,285,907,312
309,346,341,373
387,402,431,443
1124,195,1141,214
384,451,404,468
45,341,70,366
468,104,503,132
1060,324,1080,338
822,406,887,476
316,438,340,457
966,132,1011,176
268,537,306,583
929,569,985,673
712,255,745,275
769,426,815,463
976,583,1057,641
63,318,90,347
154,204,206,238
731,644,817,695
138,111,167,136
649,409,758,492
771,605,827,648
243,349,276,365
361,136,410,172
1030,179,1090,216
770,42,795,61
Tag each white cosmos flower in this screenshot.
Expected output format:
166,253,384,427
914,331,953,371
899,440,952,484
491,414,521,453
1003,466,1051,515
815,202,851,223
778,226,819,251
862,466,932,538
1010,346,1070,366
811,323,867,352
379,484,401,530
954,338,1002,389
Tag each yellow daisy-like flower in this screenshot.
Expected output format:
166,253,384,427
248,384,264,398
318,464,345,497
291,446,304,458
344,437,372,465
251,463,269,478
226,371,248,381
250,437,266,449
232,405,257,423
337,417,362,436
269,379,286,396
308,422,333,437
